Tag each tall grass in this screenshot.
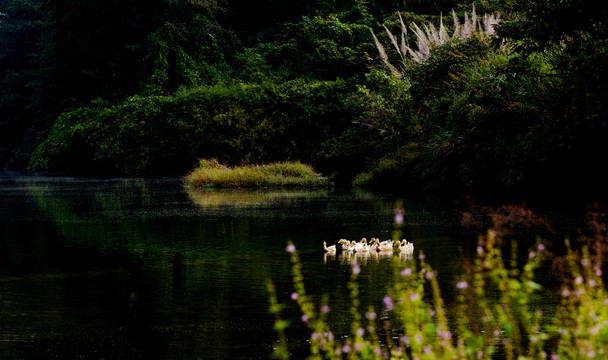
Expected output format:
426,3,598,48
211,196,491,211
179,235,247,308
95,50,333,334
372,7,501,72
185,159,328,188
269,210,608,359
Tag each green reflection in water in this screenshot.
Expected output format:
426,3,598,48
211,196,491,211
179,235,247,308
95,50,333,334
2,175,471,359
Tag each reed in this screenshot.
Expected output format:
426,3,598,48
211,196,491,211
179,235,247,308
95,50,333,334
185,159,328,188
372,7,501,71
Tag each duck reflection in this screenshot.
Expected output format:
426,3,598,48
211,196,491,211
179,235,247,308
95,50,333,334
323,252,336,263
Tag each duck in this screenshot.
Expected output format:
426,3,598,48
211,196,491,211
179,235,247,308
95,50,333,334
368,239,379,252
378,239,393,247
347,240,357,252
378,239,394,252
397,239,414,254
337,239,351,251
354,238,369,252
323,241,336,253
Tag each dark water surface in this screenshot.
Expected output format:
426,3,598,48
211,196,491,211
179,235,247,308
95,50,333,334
1,172,564,359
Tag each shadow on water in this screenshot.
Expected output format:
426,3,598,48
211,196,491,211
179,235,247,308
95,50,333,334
1,172,578,359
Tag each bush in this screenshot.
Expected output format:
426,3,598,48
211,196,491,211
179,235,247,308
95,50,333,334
419,50,552,190
259,15,374,81
29,78,354,175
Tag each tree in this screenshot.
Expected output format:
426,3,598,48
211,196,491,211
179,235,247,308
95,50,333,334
0,0,43,166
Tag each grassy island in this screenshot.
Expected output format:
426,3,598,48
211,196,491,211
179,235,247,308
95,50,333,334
185,159,328,188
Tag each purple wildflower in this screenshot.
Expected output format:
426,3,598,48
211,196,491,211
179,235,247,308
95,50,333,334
352,261,361,275
321,305,330,314
395,208,405,224
438,330,452,339
291,292,298,301
383,296,394,311
286,244,296,253
401,267,412,277
457,281,468,289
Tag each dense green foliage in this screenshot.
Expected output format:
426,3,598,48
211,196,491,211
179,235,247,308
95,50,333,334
2,0,608,198
28,79,353,174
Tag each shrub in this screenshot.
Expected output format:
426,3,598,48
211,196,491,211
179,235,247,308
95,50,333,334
259,15,374,80
28,77,354,176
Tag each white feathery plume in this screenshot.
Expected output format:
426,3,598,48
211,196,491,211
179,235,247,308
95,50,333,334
439,13,449,43
471,6,478,33
452,10,461,39
383,24,403,58
462,12,472,39
371,29,399,75
372,7,501,69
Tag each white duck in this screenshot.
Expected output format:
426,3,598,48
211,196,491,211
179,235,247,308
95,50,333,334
378,239,393,247
397,239,414,254
378,239,394,252
338,239,351,251
354,238,369,252
367,239,379,252
347,240,357,252
323,241,336,253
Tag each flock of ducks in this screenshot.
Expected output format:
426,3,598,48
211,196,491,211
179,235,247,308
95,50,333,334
323,238,414,256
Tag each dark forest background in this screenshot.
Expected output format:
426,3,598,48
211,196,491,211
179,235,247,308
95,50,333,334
2,0,607,200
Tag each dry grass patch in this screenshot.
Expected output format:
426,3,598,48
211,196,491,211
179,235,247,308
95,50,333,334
186,159,328,188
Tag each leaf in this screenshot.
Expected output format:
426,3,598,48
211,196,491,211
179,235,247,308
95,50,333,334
273,320,291,331
524,281,542,290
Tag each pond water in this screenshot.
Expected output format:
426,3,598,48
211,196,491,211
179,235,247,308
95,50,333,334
0,172,569,359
